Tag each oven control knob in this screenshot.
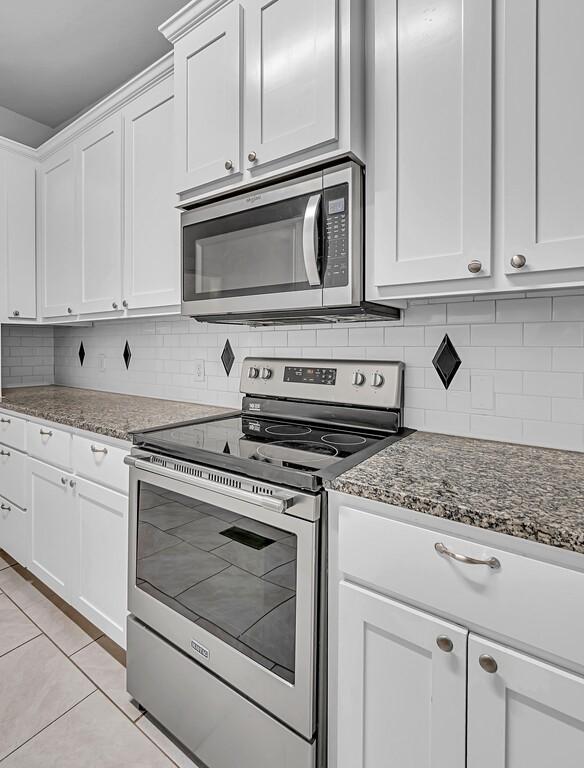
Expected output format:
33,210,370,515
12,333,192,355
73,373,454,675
371,372,385,388
248,366,260,379
352,371,365,386
260,367,272,380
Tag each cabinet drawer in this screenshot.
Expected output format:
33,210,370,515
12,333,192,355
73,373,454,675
0,411,26,452
26,422,72,470
74,436,129,494
338,505,584,669
0,448,26,508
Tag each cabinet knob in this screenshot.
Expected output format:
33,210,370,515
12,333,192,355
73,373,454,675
122,300,129,308
13,310,20,317
510,253,527,269
248,151,258,163
479,654,498,674
60,476,67,485
67,307,73,314
436,635,454,653
225,160,234,171
467,260,482,274
69,479,76,488
112,302,118,310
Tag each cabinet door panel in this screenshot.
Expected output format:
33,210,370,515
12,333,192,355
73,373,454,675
468,635,584,768
78,115,123,314
504,0,584,274
4,153,36,320
0,495,28,566
74,479,127,647
369,0,492,288
28,459,74,600
40,147,79,318
124,78,179,310
245,0,337,167
337,582,467,768
174,2,242,192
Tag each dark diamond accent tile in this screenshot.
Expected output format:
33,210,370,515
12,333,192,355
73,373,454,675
432,334,461,389
78,342,85,367
221,339,235,376
123,340,132,370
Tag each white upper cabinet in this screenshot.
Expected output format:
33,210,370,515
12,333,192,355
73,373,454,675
367,0,493,294
244,0,337,169
0,148,37,320
39,145,80,318
78,114,123,315
504,0,584,277
468,635,584,768
173,2,242,192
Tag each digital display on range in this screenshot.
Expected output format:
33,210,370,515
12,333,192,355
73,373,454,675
283,366,337,385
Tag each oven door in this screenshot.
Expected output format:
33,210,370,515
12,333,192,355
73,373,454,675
128,456,319,740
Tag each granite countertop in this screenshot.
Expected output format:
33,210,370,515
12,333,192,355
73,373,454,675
328,431,584,554
0,386,233,441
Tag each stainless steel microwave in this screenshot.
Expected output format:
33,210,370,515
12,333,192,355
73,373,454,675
181,161,399,325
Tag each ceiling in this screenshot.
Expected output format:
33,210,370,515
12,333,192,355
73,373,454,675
0,0,188,129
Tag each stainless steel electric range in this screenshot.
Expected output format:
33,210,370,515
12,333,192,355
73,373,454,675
125,357,409,768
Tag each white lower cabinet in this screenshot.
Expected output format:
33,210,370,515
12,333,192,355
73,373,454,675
468,636,584,768
0,495,28,566
337,582,467,768
28,458,75,600
73,478,127,647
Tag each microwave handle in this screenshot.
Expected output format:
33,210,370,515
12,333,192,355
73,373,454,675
302,194,322,286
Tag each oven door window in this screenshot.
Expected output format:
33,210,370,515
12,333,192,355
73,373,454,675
136,481,297,683
183,192,322,302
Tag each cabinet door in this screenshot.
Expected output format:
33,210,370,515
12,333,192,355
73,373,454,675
28,458,75,600
504,0,584,275
123,78,179,311
368,0,492,288
4,152,36,320
174,2,242,193
468,635,584,768
78,115,123,314
39,146,79,318
245,0,337,168
73,479,127,647
0,496,28,567
337,582,467,768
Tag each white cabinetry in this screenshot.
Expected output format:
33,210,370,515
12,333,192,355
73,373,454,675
73,478,128,646
337,581,467,768
28,458,75,600
173,2,242,192
0,146,37,321
78,114,123,315
0,497,27,567
39,145,79,318
123,77,179,310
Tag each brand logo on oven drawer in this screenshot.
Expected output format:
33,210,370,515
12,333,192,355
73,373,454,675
190,640,210,661
246,194,262,205
249,402,261,411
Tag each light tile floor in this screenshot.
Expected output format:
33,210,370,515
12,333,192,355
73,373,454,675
0,550,200,767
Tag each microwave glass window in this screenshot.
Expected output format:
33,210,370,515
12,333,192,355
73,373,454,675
183,192,322,301
136,481,297,683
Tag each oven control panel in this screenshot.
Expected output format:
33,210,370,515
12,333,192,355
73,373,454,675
242,358,404,409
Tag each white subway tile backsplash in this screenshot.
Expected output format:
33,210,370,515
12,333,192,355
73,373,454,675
3,293,584,453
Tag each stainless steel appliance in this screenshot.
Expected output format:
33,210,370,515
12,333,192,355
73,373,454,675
180,161,400,325
125,357,409,768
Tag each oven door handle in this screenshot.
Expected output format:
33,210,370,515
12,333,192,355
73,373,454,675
302,193,322,286
125,455,297,514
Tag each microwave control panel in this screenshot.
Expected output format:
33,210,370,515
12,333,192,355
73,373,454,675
323,184,349,288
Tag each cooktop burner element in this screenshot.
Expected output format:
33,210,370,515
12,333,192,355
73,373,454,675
264,423,312,436
321,433,367,446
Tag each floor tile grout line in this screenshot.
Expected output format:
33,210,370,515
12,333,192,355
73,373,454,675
0,630,43,660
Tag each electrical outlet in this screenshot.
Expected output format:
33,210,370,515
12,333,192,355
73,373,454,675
97,354,106,372
194,359,205,382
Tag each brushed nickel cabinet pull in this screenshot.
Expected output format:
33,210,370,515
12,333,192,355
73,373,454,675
91,445,108,455
39,429,53,437
435,542,500,570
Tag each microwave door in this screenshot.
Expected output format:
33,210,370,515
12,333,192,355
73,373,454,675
182,182,325,317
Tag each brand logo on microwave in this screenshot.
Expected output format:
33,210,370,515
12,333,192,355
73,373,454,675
246,193,262,205
191,640,210,661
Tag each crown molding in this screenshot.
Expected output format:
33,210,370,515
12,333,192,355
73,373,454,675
36,51,174,162
159,0,234,44
0,136,38,161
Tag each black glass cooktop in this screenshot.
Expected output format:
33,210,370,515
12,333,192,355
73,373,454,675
132,413,400,490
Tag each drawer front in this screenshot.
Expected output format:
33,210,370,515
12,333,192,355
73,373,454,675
26,422,72,470
0,411,26,452
74,436,129,494
0,494,28,566
0,448,26,508
338,505,584,669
